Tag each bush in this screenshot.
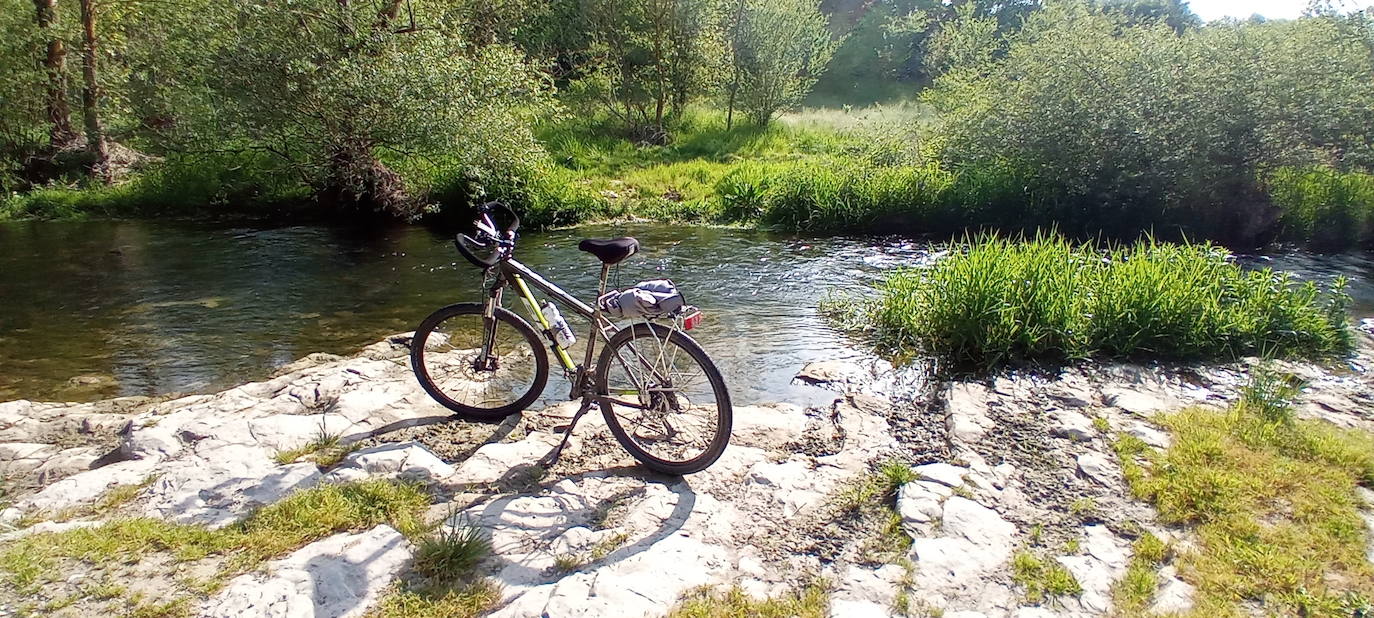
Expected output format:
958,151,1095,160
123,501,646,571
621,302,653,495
924,3,1374,248
1269,166,1374,251
847,235,1352,369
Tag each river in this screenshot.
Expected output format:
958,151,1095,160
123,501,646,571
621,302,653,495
1,220,1370,405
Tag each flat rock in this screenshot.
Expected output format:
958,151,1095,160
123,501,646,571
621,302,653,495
1150,571,1196,615
897,484,945,526
1123,420,1170,449
1057,525,1130,613
828,599,893,618
941,497,1016,547
1105,389,1169,415
333,441,455,480
945,383,995,443
143,449,322,527
1049,409,1096,442
200,525,411,618
449,433,562,485
914,463,969,488
794,360,868,388
1076,452,1117,486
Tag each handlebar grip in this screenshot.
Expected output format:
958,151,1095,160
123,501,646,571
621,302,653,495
455,233,501,269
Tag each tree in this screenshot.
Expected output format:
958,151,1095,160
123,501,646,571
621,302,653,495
724,0,837,127
33,0,77,149
78,0,109,181
1098,0,1201,33
923,1,1374,243
574,0,726,139
192,0,555,217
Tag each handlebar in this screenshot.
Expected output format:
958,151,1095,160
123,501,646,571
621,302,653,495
455,201,519,269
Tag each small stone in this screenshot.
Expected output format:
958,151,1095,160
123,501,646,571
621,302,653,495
945,383,995,443
1050,410,1096,442
1150,575,1196,614
1076,452,1117,486
1124,421,1171,449
914,463,969,488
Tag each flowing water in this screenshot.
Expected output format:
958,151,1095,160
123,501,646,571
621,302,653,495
1,220,1371,405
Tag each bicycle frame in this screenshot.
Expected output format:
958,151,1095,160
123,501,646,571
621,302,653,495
480,257,618,380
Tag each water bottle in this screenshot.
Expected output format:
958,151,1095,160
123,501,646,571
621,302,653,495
541,301,576,348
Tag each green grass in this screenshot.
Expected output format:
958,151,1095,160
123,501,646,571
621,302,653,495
1113,532,1170,615
273,433,359,468
666,585,830,618
0,479,430,594
1269,166,1374,252
835,234,1353,370
1011,551,1083,605
0,151,308,222
413,525,490,579
1115,380,1374,616
367,580,501,618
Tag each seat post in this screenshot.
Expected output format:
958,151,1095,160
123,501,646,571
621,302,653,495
596,263,611,297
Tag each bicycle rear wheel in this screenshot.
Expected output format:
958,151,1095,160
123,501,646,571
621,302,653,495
411,303,548,421
595,322,731,475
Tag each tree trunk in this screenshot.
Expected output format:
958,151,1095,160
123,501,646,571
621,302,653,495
34,0,78,149
78,0,109,182
725,0,746,130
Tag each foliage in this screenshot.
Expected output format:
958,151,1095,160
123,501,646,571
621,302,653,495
1268,166,1374,251
569,0,728,136
1112,533,1170,614
666,585,830,618
194,0,554,217
724,0,839,126
1118,391,1374,615
844,235,1352,369
368,580,501,618
924,1,1374,247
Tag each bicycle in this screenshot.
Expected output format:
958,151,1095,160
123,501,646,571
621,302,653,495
410,202,733,475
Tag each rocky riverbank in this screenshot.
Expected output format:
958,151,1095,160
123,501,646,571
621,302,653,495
2,332,1373,617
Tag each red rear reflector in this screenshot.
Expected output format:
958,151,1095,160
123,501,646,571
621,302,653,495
683,311,702,330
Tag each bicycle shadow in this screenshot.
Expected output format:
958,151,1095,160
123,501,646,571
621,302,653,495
442,436,701,598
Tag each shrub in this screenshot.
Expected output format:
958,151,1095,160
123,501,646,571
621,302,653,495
852,234,1352,369
924,3,1374,248
1269,166,1374,251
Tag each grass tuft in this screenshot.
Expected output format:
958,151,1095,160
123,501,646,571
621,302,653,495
0,479,431,593
413,524,491,579
848,234,1352,370
666,585,830,618
273,432,359,468
1011,551,1083,605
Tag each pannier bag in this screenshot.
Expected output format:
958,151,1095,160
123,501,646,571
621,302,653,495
597,279,686,318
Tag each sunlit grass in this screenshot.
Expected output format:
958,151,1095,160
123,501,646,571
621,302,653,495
1114,378,1374,616
1011,551,1082,605
666,585,830,618
0,479,431,594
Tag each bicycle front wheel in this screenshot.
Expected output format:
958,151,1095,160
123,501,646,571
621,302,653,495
411,303,548,421
595,322,732,475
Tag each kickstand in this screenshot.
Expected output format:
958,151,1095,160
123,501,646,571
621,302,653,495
538,398,594,468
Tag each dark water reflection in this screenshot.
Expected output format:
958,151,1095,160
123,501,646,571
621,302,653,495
1,220,1369,404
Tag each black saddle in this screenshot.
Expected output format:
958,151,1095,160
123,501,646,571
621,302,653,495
578,237,639,265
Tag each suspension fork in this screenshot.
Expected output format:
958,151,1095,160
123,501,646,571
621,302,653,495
476,279,504,369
